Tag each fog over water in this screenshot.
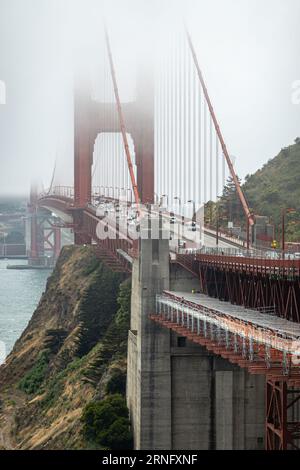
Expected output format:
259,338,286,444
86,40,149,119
0,0,299,196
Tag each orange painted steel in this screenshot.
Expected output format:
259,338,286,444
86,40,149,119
197,253,300,275
104,26,141,209
185,27,254,227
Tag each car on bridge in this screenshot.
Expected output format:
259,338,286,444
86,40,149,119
265,251,280,260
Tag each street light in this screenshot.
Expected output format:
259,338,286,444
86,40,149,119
160,194,169,209
216,206,219,247
282,208,296,256
187,200,196,222
174,197,182,247
173,196,181,212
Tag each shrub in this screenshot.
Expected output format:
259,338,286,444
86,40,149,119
106,370,126,396
18,351,49,395
82,394,132,449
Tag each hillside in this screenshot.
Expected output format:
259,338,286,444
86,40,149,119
0,246,132,450
214,139,300,241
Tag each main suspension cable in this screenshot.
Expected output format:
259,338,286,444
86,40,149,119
185,26,254,226
104,25,140,208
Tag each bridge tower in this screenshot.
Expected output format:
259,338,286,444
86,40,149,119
27,185,62,266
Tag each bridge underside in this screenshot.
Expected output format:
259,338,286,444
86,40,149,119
151,291,300,450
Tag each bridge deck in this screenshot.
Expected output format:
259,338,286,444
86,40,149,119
165,291,300,341
152,292,300,383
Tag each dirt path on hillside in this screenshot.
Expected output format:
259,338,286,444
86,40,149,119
0,392,25,450
0,409,15,449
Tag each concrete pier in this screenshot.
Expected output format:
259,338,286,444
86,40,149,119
127,236,265,450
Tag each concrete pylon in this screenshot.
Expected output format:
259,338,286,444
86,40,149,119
127,231,265,450
127,228,172,449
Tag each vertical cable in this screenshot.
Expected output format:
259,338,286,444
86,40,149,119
154,49,159,201
210,116,213,201
187,45,192,204
192,54,197,209
183,39,187,206
170,33,174,203
216,135,219,199
159,50,163,199
222,153,226,195
166,35,170,204
203,102,207,203
199,79,202,206
174,34,179,209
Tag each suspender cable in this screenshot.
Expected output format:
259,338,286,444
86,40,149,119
209,116,213,201
104,26,140,207
216,134,219,198
185,27,254,226
188,44,192,203
199,79,202,205
170,35,174,203
183,40,187,205
192,56,197,207
203,99,207,203
175,36,179,206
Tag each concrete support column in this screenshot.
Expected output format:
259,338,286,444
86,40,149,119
127,232,172,449
215,363,265,450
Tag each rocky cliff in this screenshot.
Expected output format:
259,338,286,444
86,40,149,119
0,246,131,450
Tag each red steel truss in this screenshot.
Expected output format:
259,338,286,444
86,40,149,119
151,291,300,450
266,380,300,450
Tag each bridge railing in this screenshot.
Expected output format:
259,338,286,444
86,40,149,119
40,186,74,199
176,245,299,261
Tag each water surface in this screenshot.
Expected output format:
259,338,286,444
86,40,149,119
0,259,50,357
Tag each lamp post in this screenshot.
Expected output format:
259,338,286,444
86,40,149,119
174,196,181,213
160,194,169,210
127,189,133,204
174,197,182,247
187,200,196,223
216,207,219,247
282,208,296,257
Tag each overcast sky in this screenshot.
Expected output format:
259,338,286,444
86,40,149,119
0,0,299,196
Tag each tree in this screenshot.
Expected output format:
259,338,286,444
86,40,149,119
82,394,133,450
218,176,244,228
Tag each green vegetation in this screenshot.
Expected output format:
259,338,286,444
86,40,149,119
98,280,131,365
243,139,300,241
206,139,300,242
2,246,132,450
82,279,131,387
81,394,133,450
77,262,124,357
106,370,126,396
18,351,49,395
